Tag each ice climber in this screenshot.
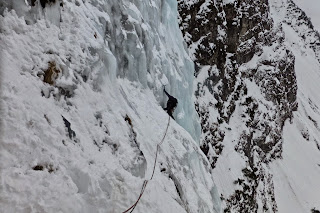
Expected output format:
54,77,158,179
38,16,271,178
163,86,178,119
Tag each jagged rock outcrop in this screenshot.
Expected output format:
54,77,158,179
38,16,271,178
285,0,320,63
178,0,298,212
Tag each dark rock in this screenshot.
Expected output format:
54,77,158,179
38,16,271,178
62,116,76,139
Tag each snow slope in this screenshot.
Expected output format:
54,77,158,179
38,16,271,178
0,0,219,212
291,0,320,32
270,1,320,211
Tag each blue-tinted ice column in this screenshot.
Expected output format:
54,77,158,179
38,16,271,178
158,0,201,142
104,0,201,142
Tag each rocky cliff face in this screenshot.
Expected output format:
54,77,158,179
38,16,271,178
178,0,298,212
285,0,320,64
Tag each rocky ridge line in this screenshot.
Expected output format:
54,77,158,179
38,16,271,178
178,0,297,212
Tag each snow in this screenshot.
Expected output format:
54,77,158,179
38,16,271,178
3,0,320,211
291,0,320,32
271,117,320,213
222,0,236,5
271,26,320,211
199,0,213,14
212,105,247,200
0,0,217,212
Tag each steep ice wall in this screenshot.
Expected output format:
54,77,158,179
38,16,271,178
0,0,200,141
92,0,201,141
0,0,217,212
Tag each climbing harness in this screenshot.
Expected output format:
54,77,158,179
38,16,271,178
122,116,171,213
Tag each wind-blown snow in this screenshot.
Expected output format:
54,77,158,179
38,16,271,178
0,0,218,212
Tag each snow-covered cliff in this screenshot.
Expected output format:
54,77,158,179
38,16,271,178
178,0,320,212
2,0,320,212
0,0,219,212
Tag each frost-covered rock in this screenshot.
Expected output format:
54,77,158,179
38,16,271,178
179,0,320,212
178,0,300,212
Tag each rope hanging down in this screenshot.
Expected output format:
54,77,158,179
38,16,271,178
122,116,171,213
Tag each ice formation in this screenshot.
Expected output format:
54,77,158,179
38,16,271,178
0,0,217,212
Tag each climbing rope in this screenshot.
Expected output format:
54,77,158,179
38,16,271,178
122,116,171,213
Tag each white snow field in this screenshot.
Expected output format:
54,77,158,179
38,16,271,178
0,0,219,212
